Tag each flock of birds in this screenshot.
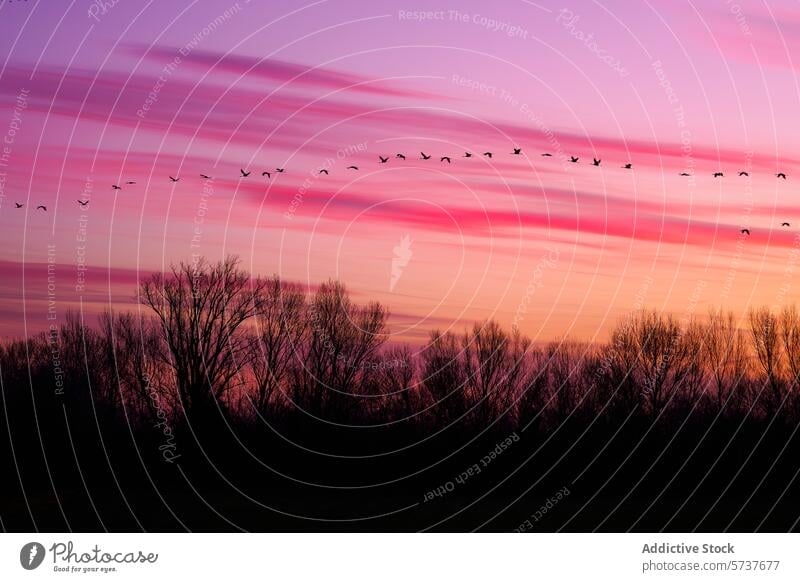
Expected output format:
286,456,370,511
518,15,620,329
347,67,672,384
11,147,793,234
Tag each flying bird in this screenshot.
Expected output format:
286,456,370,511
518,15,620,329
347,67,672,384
741,229,750,235
379,156,389,163
420,152,431,160
782,222,791,227
569,156,579,163
319,169,329,175
396,154,406,160
37,205,47,211
275,168,285,173
169,176,180,182
77,200,89,206
440,156,451,163
512,148,521,155
261,171,271,178
463,152,473,158
200,174,212,179
738,171,749,177
347,166,359,170
240,169,251,177
592,158,601,166
541,153,552,157
14,202,23,208
623,163,632,169
125,181,136,185
111,184,121,190
483,152,493,158
713,172,724,178
777,173,787,179
679,172,691,176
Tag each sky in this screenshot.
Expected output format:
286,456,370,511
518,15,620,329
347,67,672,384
1,0,800,344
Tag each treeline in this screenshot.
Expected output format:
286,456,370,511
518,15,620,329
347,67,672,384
2,256,799,433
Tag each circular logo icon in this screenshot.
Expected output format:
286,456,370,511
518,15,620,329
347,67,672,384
20,542,45,570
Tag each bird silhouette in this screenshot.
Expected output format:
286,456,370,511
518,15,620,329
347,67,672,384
463,152,473,158
512,148,521,155
261,171,271,179
14,202,23,208
440,156,451,163
541,153,553,157
623,163,632,169
200,174,211,179
741,229,750,235
275,168,285,173
713,172,724,178
319,169,329,175
569,156,579,163
37,205,47,211
782,222,791,227
420,152,431,160
379,156,389,163
125,181,136,185
169,176,180,182
592,158,601,166
738,171,749,177
112,184,121,190
679,172,691,176
240,169,251,177
347,166,359,170
77,200,89,206
777,173,787,179
396,154,406,160
483,152,493,158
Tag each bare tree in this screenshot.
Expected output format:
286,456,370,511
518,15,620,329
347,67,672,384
544,340,592,421
98,310,168,424
460,321,534,428
517,346,549,430
420,330,467,425
601,316,641,415
749,307,784,416
780,305,800,415
704,309,749,412
247,277,306,418
139,256,268,420
673,319,707,411
372,344,419,422
631,311,689,415
292,280,388,419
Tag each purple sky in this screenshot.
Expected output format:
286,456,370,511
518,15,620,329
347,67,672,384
1,0,800,343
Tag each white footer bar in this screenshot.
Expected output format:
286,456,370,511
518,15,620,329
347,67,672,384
1,533,796,580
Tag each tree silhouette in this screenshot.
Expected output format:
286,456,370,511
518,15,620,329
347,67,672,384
139,256,269,421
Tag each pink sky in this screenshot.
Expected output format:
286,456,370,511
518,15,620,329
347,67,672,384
1,0,800,343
